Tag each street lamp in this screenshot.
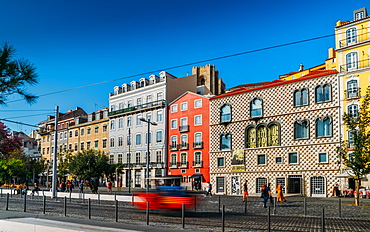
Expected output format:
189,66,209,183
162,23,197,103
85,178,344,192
139,118,157,192
128,128,131,193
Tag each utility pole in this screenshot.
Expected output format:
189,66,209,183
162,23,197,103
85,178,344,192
52,106,59,198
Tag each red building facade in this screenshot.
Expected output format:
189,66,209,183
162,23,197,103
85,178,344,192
167,92,210,190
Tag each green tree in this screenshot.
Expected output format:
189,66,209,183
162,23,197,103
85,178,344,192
0,159,25,184
68,149,109,181
0,42,38,105
57,150,73,179
338,86,370,206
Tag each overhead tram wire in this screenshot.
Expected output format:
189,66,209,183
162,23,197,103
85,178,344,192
0,118,39,128
7,33,335,104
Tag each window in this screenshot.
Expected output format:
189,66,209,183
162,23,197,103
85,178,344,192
75,130,78,137
194,152,201,166
136,115,142,125
119,103,123,110
110,138,115,147
171,136,177,146
95,126,99,134
347,80,359,98
220,134,231,150
289,153,298,164
127,116,132,127
109,155,114,164
220,104,231,122
171,104,178,113
74,143,78,151
315,84,331,103
256,126,267,147
119,118,124,128
102,139,107,148
171,119,177,129
94,140,98,149
157,92,163,101
346,28,357,44
194,115,202,126
127,100,133,108
257,154,266,165
157,110,163,122
251,98,262,117
127,135,132,146
181,102,188,111
346,52,358,70
87,127,91,135
156,131,163,142
180,153,187,166
348,130,355,148
276,157,282,163
194,133,202,143
217,157,225,167
146,113,151,122
103,124,107,132
245,127,256,148
81,142,84,150
181,134,188,144
146,95,152,103
171,153,177,167
194,99,202,108
294,89,308,106
319,153,327,163
118,137,123,146
110,120,115,130
347,104,359,118
156,150,162,163
118,154,123,163
137,98,142,106
136,134,141,145
180,117,187,127
316,117,331,137
81,128,84,136
135,152,141,164
268,124,280,146
126,153,131,163
355,11,364,20
294,120,309,139
146,132,152,144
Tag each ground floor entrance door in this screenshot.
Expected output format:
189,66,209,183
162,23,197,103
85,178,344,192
288,175,302,194
310,176,326,197
231,176,240,195
216,177,225,194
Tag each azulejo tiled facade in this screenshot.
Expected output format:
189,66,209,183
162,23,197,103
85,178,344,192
209,71,342,197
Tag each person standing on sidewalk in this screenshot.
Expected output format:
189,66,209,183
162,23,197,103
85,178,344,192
276,182,286,202
79,181,84,193
242,180,249,202
260,184,270,208
206,182,212,196
107,180,113,194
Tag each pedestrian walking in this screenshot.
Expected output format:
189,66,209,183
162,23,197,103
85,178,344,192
267,183,274,204
30,183,40,196
59,180,66,192
107,180,113,194
242,180,249,202
276,182,286,202
206,182,212,196
260,184,270,208
79,181,84,193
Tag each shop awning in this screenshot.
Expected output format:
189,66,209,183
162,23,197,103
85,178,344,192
189,174,203,178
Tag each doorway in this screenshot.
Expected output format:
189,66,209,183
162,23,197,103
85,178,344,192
288,175,302,194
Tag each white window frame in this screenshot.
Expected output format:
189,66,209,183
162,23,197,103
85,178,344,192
171,119,178,129
181,102,188,111
171,104,178,113
194,99,202,108
194,115,202,126
318,153,328,163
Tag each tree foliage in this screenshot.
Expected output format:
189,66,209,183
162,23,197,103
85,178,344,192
68,149,111,180
0,122,22,157
0,159,25,184
338,86,370,205
0,42,38,105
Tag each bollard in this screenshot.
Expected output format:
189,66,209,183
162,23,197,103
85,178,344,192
321,208,325,232
338,198,341,218
182,203,185,229
114,193,117,202
23,193,27,212
88,198,91,219
42,190,44,197
83,193,85,203
1,188,2,197
131,193,134,204
221,205,225,232
43,195,46,214
267,207,271,232
115,200,118,222
194,196,197,211
69,192,72,202
64,196,67,216
244,199,248,214
10,189,12,198
98,193,100,205
273,197,276,215
6,193,9,211
146,201,150,225
218,195,221,213
304,197,307,216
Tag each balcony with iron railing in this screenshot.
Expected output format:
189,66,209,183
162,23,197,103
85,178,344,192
339,59,370,72
170,162,178,168
179,125,190,132
179,142,189,150
338,36,370,49
193,142,203,149
108,100,166,117
180,161,188,168
345,87,361,99
192,160,203,167
170,143,178,151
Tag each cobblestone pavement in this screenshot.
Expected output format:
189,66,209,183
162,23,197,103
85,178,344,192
0,190,369,231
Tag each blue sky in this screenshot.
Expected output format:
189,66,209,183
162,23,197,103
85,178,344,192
0,0,368,133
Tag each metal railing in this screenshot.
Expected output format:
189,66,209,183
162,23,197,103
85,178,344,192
108,100,165,117
193,142,203,149
339,58,370,72
179,125,189,132
179,143,189,150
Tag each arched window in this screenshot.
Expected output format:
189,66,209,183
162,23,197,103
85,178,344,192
346,52,358,70
294,88,308,106
316,117,331,137
245,127,256,148
256,126,267,147
315,84,331,103
347,80,359,98
294,120,309,139
347,104,359,118
268,124,280,146
346,28,357,45
220,104,231,122
250,98,262,117
220,134,231,150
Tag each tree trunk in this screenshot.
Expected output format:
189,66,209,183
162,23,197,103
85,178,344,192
355,179,360,206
